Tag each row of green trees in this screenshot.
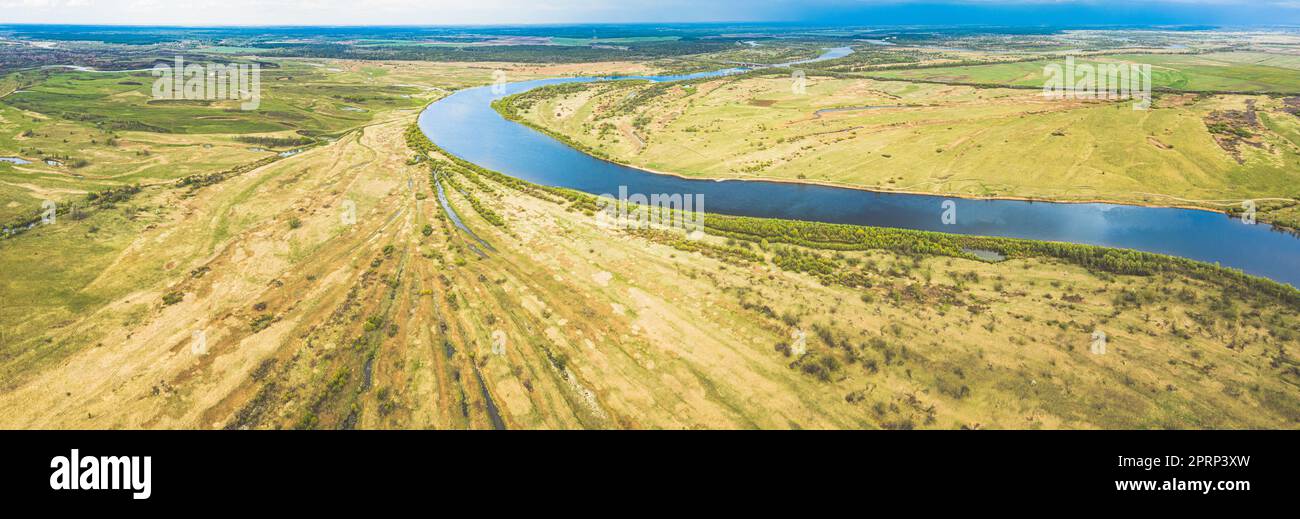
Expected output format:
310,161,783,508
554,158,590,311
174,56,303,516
405,123,601,214
702,213,1300,304
431,163,506,228
0,184,143,240
175,155,281,192
260,38,751,64
235,135,316,148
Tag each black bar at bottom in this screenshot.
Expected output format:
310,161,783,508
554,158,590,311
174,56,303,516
1,430,1289,509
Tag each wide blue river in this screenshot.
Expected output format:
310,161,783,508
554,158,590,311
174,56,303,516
418,47,1300,287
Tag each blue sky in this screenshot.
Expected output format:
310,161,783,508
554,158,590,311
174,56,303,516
0,1,1297,26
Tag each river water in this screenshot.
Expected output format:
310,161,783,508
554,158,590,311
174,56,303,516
418,47,1300,287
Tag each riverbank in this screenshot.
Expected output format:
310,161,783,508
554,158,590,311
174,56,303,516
409,121,1300,299
396,119,1300,429
490,98,1299,232
421,57,1300,287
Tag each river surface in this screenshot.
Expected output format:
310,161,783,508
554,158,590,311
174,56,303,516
418,47,1300,287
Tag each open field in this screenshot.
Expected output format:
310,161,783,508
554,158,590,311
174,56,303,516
0,26,1298,429
867,52,1300,93
1,108,1298,429
0,58,653,375
0,59,655,222
499,68,1300,225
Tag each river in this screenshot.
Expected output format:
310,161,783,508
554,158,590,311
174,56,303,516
418,47,1300,287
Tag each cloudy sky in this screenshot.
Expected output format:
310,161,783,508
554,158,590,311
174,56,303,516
0,0,1297,26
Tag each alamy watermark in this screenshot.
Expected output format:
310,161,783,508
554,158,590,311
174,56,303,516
41,199,57,225
491,69,508,96
790,328,808,356
50,449,151,500
152,57,261,110
941,199,957,225
1043,56,1152,110
340,199,357,226
595,186,705,239
191,329,208,356
1091,329,1107,355
491,330,507,356
791,69,807,95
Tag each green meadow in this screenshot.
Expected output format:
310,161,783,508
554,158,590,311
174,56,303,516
505,72,1300,213
868,52,1300,93
0,58,515,221
1,62,427,135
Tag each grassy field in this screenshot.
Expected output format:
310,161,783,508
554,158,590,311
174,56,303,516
0,49,1296,429
0,59,656,222
867,52,1300,93
0,58,457,221
4,110,1297,429
1,61,434,135
499,71,1300,222
0,58,651,389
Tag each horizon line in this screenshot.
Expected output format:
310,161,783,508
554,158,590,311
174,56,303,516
2,21,1284,30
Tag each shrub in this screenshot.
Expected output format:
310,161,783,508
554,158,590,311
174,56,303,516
250,314,274,332
162,291,184,306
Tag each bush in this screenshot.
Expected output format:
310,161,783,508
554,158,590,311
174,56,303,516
250,314,274,332
774,341,791,357
161,291,184,306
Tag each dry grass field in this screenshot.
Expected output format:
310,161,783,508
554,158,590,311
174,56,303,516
0,51,1297,429
1,104,1297,428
